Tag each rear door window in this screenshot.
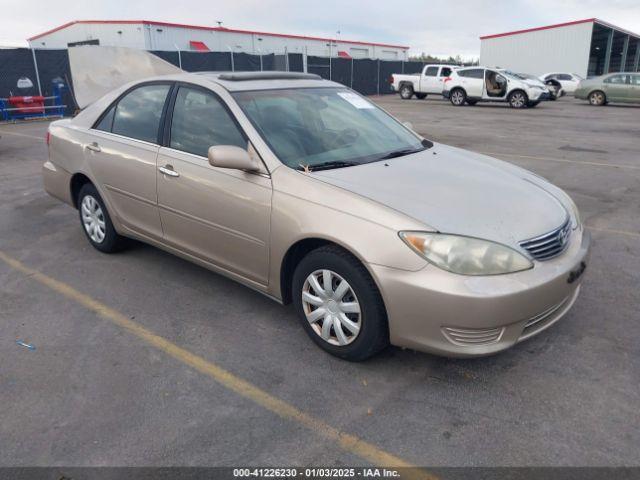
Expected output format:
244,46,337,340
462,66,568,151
459,69,484,79
112,84,171,143
440,67,452,77
605,74,629,84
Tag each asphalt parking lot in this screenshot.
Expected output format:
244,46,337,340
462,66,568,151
0,96,638,469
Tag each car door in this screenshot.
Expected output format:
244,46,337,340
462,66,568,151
156,84,272,285
421,66,439,93
86,83,171,239
459,68,484,97
483,70,508,100
603,74,630,102
556,73,578,93
437,66,453,93
630,74,640,103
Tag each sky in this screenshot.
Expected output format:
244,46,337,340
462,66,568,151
1,0,639,59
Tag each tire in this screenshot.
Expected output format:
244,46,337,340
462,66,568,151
415,93,427,100
589,90,606,106
527,101,540,108
508,90,528,109
292,246,389,361
466,99,477,106
399,84,414,100
450,88,466,106
77,183,127,253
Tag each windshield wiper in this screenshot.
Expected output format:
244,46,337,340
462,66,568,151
300,160,359,172
377,147,425,160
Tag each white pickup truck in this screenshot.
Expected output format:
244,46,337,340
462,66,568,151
389,64,458,99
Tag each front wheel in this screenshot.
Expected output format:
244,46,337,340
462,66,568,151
589,91,606,106
399,85,414,100
78,183,127,253
292,246,389,361
450,88,466,106
508,90,528,108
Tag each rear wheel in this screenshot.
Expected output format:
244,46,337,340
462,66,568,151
415,93,427,100
77,184,127,253
450,88,466,106
589,90,606,106
508,90,528,108
399,84,414,100
292,246,389,361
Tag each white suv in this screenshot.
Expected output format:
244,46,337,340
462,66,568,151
443,67,551,108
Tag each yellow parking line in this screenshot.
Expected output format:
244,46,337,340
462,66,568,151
0,250,436,479
588,225,640,238
0,129,44,141
480,151,640,171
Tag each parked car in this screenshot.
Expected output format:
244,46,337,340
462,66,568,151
508,71,560,100
444,67,551,108
539,72,583,95
574,72,640,106
43,70,589,361
390,64,458,99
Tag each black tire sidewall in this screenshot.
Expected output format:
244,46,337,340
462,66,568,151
77,184,123,253
292,247,388,361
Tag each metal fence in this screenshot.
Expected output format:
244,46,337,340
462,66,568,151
0,47,437,117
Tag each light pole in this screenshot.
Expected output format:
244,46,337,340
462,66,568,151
227,45,234,71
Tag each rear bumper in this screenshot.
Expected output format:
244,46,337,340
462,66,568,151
371,228,591,357
43,161,73,206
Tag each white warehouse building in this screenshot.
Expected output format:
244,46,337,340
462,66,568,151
27,20,409,60
480,18,640,78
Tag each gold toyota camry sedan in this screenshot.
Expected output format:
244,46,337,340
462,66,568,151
43,71,590,361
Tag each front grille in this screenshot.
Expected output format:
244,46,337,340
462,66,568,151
519,218,571,261
442,326,504,347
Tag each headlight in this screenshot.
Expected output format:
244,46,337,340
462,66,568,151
399,232,533,275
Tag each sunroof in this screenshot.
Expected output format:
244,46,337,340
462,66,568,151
216,72,322,81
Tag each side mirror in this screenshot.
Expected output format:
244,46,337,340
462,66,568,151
208,145,261,172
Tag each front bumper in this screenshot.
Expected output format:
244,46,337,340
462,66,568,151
538,91,552,101
370,228,591,357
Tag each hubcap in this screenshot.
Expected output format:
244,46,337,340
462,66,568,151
452,91,463,104
511,93,525,107
301,269,361,346
81,195,106,244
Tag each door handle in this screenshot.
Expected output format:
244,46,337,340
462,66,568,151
158,165,180,177
85,142,101,153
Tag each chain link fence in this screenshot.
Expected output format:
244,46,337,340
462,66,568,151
0,47,441,117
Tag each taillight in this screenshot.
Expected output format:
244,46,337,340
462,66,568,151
389,75,394,84
45,131,51,145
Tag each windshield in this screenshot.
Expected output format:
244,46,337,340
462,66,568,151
232,87,426,170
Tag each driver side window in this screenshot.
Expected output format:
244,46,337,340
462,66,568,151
169,86,246,157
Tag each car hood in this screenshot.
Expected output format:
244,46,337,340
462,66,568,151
310,144,567,246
